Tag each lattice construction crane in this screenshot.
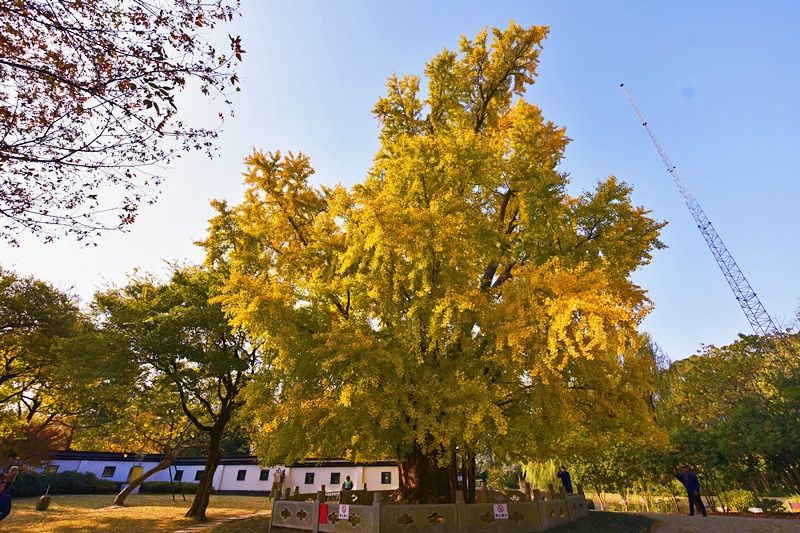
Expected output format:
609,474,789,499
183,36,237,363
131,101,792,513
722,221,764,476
619,83,778,338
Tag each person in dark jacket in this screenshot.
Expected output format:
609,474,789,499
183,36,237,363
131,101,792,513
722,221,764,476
0,480,11,521
557,465,573,494
675,464,706,516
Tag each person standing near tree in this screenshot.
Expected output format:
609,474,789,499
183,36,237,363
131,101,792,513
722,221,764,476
557,465,573,494
271,467,285,498
675,464,707,517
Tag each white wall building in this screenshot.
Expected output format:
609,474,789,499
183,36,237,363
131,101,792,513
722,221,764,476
43,451,399,495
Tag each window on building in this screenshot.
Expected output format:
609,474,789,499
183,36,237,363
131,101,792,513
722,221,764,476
260,469,270,481
237,469,247,481
102,466,116,478
195,470,204,481
330,472,340,485
174,470,184,481
304,472,314,485
381,472,392,485
44,465,59,474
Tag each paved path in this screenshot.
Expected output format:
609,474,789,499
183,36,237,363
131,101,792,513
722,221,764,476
642,512,800,533
174,511,269,532
174,510,800,532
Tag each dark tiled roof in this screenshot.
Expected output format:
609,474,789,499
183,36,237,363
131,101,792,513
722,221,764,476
51,450,397,467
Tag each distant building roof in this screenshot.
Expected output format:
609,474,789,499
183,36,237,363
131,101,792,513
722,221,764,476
51,450,397,467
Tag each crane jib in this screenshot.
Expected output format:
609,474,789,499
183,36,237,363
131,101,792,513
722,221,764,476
619,83,778,338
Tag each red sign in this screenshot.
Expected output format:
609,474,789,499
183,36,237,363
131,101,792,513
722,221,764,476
319,503,328,524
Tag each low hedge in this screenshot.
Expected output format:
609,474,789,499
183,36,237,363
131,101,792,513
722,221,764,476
139,481,200,494
7,471,119,497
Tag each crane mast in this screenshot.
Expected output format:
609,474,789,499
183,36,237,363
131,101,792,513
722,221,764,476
620,84,778,337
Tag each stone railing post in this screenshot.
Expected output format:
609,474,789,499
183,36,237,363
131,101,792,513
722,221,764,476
523,481,532,501
456,489,467,533
372,491,383,533
534,488,549,531
560,486,575,521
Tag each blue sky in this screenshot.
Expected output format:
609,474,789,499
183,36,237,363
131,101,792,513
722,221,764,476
3,0,799,361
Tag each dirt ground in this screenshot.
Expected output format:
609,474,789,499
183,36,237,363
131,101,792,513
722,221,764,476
642,512,800,532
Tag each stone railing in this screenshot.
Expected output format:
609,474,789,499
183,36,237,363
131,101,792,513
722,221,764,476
269,483,588,532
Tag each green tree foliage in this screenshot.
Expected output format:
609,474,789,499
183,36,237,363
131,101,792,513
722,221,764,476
92,265,264,521
663,332,800,496
56,328,168,452
573,440,675,512
204,22,665,503
0,266,89,460
0,1,243,244
63,364,199,506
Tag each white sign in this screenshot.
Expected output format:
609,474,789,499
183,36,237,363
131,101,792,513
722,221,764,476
338,504,350,519
493,503,509,519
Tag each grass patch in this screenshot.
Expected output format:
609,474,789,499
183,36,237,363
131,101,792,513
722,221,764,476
2,493,270,532
549,511,657,532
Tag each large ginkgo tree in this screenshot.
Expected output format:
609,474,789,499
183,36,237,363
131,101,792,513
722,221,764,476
203,22,666,503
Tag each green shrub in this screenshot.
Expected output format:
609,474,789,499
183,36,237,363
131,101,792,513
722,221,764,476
140,481,200,494
720,489,756,512
8,471,118,497
5,471,47,497
650,499,677,513
757,498,786,514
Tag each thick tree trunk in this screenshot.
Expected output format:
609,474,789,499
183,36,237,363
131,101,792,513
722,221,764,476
448,450,458,503
185,420,227,521
465,452,476,504
396,441,453,504
113,452,174,506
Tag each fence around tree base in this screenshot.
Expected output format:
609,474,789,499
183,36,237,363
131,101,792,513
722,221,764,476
269,484,588,532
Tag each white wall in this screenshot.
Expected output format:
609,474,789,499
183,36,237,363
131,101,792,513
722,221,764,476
43,454,398,494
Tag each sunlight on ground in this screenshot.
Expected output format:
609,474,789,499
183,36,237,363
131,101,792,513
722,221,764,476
4,493,270,533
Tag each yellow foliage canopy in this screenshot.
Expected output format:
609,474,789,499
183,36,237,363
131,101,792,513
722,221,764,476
202,21,666,467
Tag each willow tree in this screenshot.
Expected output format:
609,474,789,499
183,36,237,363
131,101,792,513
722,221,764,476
204,22,665,503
